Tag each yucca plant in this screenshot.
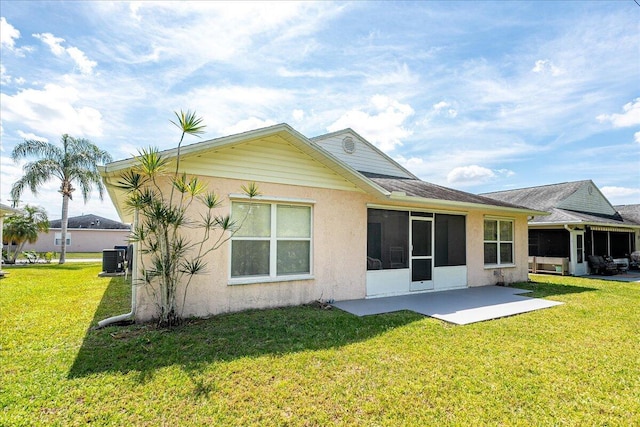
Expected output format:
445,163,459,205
117,111,258,327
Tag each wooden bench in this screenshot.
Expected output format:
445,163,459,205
528,256,569,275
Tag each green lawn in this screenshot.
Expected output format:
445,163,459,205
1,265,638,426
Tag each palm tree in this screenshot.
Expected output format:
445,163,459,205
11,134,113,264
2,205,49,263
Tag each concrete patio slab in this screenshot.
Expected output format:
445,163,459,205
584,271,640,283
332,286,563,325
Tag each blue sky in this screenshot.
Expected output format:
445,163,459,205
1,1,638,222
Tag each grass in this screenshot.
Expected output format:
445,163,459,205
62,252,103,259
1,266,638,426
6,251,101,262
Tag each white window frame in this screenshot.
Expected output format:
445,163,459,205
54,232,71,246
229,200,314,285
483,217,514,267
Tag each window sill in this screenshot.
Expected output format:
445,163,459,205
484,264,516,269
228,274,315,286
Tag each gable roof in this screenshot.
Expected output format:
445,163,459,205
311,128,418,179
49,214,130,230
101,123,545,222
614,204,640,225
482,181,639,228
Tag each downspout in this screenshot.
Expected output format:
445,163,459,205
97,209,139,328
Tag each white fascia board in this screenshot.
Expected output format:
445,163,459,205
388,194,549,216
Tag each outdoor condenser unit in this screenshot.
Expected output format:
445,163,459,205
102,249,124,273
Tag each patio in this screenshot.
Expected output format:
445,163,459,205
332,286,563,325
585,270,640,283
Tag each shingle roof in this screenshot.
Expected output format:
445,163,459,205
480,180,590,212
363,173,531,210
481,181,640,227
49,214,130,230
614,204,640,225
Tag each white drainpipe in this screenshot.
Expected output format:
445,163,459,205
97,210,138,328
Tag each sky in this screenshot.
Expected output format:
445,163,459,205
1,1,639,222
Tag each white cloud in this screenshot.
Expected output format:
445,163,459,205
601,186,640,200
222,117,277,135
327,95,414,152
66,47,98,75
596,98,640,128
17,130,48,142
531,59,562,76
277,67,347,79
0,64,10,84
33,32,65,55
0,84,104,137
634,131,640,144
394,155,423,175
446,165,514,186
0,17,20,49
366,63,419,86
447,165,495,185
432,101,458,118
292,109,305,121
33,32,97,75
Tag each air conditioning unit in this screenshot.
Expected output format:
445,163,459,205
102,249,124,273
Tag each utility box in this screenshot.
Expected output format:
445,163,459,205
102,249,125,273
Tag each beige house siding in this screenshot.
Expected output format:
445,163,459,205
465,210,530,288
22,229,130,253
135,178,370,321
102,124,538,322
134,177,531,322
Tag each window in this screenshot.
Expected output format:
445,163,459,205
54,232,71,246
577,234,584,264
484,219,513,265
231,202,311,280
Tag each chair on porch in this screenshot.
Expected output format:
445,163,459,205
587,255,617,275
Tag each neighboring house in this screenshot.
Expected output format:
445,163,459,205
482,181,640,276
22,214,131,253
101,124,544,322
0,203,21,275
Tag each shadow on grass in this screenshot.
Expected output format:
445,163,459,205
68,278,422,380
515,280,598,298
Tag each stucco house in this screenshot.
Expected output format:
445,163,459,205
482,181,640,276
0,203,21,276
22,214,131,253
100,124,544,322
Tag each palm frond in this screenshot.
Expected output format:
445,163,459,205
241,182,261,198
170,110,206,137
135,147,168,177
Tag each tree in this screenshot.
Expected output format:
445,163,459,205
2,205,49,263
11,135,113,264
117,111,258,327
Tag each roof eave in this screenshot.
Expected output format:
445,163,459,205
387,194,549,215
530,220,640,229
